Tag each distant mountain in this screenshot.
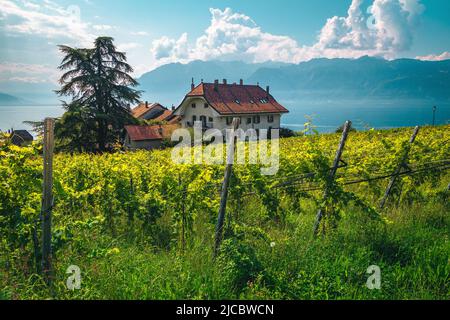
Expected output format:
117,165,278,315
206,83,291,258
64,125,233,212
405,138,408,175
137,57,450,106
0,92,31,106
0,81,59,105
248,56,450,101
137,60,292,106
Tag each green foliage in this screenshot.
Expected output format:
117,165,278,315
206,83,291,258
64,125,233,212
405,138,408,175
216,238,264,293
0,126,449,299
55,37,141,152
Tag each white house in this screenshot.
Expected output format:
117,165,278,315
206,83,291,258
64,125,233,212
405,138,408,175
173,79,289,132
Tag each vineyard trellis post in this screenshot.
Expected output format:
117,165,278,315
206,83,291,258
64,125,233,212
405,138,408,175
313,120,352,236
379,126,420,209
214,117,240,258
41,117,55,285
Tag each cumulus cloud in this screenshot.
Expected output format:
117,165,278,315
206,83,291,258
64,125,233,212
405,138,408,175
0,0,121,46
149,0,425,67
0,0,95,45
151,33,189,61
416,52,450,61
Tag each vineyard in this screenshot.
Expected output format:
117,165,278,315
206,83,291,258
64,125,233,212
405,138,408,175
1,124,449,300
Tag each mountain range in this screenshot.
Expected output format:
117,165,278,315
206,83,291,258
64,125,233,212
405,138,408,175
138,57,450,106
1,57,449,107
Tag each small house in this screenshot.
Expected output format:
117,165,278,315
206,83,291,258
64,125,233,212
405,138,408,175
173,79,289,131
10,130,33,146
124,124,180,150
131,102,167,120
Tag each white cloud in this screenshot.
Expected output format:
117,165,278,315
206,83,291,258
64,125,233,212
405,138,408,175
149,1,426,68
0,62,59,83
151,33,189,61
0,0,121,47
416,51,450,61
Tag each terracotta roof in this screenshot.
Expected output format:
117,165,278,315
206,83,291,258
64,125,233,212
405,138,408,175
132,102,166,119
185,82,289,115
125,124,180,141
153,110,174,122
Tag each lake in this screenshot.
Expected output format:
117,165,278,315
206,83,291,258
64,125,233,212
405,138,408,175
0,100,449,135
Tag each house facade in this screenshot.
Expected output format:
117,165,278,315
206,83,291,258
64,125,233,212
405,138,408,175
173,80,289,132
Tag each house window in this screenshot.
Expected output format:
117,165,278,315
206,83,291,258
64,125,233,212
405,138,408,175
235,99,240,104
226,117,233,125
260,98,268,104
253,115,261,124
268,115,274,123
192,103,196,108
193,115,197,122
247,117,252,124
209,117,213,122
204,103,209,108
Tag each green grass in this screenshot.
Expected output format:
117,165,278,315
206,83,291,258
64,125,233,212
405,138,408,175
1,193,448,300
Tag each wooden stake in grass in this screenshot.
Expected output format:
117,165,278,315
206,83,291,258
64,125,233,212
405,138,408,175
379,126,420,209
214,117,240,257
313,120,352,236
41,118,55,285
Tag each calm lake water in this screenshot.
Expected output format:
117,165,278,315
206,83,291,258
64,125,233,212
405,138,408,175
1,100,449,135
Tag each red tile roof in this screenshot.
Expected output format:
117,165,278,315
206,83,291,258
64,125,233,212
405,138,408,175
125,124,180,141
132,102,165,119
185,82,289,115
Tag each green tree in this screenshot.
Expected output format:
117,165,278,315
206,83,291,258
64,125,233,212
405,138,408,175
56,37,141,152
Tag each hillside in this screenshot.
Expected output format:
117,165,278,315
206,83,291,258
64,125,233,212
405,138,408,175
1,125,449,299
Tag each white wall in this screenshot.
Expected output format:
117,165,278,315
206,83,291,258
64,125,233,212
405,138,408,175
176,97,284,131
178,97,220,128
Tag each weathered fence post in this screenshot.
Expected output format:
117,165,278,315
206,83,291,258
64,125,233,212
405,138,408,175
313,120,352,236
214,117,240,257
379,126,420,209
41,118,55,285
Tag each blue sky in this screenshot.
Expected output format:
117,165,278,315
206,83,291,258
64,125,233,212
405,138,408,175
0,0,449,86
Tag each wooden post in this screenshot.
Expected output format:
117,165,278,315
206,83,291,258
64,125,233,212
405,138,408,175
214,117,240,257
179,174,186,253
41,118,55,285
313,120,352,236
379,126,420,209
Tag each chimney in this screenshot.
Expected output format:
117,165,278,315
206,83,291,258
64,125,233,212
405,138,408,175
266,86,270,97
240,79,243,85
223,79,227,85
171,104,175,111
214,79,219,91
145,101,148,108
191,78,195,91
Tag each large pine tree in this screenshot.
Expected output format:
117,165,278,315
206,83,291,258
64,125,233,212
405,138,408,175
56,37,141,152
